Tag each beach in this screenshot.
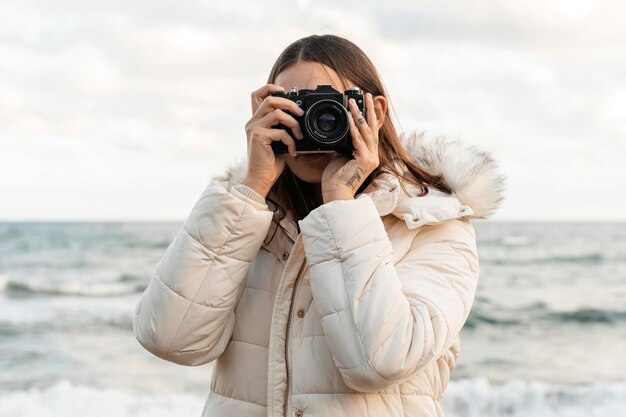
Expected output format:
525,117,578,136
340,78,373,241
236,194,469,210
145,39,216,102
1,221,625,416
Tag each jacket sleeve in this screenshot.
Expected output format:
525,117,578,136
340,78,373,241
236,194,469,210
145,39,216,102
132,181,273,366
298,194,479,392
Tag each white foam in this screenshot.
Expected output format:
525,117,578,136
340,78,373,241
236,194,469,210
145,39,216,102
501,235,530,246
441,377,626,417
1,378,625,417
0,380,205,417
0,293,140,327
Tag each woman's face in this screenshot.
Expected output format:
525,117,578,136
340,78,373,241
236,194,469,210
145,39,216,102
274,61,353,184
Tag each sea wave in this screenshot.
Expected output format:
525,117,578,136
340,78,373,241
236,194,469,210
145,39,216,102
465,305,626,328
0,378,624,417
545,308,626,324
442,377,626,417
0,276,147,297
464,310,523,328
0,316,133,335
483,252,607,265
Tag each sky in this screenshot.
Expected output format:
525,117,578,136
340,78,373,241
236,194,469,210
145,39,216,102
1,0,624,222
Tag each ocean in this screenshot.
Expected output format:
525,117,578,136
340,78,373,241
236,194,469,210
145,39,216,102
0,221,625,416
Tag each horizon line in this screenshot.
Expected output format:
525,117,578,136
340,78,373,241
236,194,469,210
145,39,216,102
1,219,625,224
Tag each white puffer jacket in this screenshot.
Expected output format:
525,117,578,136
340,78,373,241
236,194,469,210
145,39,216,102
133,131,505,417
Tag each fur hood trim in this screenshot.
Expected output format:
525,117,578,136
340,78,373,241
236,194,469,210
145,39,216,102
395,131,506,219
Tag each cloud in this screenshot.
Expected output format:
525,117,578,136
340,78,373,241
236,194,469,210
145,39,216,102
1,0,624,220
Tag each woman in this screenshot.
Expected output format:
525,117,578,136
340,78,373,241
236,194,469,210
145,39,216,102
133,34,505,417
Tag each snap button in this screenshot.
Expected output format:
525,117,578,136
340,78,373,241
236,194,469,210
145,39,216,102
295,410,303,417
297,309,305,318
282,251,289,260
412,217,419,222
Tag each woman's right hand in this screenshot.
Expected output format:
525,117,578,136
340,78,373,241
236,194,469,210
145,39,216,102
241,84,305,198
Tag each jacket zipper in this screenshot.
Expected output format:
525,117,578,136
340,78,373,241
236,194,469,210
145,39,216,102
283,260,306,417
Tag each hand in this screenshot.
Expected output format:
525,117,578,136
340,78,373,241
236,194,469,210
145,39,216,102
241,84,305,197
321,92,380,203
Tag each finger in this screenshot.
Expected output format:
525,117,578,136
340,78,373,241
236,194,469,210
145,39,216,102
348,98,370,152
259,108,304,139
260,127,298,157
365,93,379,153
349,97,371,137
257,96,305,121
251,84,285,115
350,95,375,154
347,103,368,155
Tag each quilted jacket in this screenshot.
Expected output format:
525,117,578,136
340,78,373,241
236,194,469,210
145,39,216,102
133,131,505,417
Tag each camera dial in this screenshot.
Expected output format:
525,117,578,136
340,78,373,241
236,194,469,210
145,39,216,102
345,87,365,108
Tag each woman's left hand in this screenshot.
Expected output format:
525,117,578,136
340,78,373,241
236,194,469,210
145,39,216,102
321,92,380,203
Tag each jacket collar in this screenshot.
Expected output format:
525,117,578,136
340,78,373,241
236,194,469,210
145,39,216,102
213,130,506,232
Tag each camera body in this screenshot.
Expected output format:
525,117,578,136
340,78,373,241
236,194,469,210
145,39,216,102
270,85,365,154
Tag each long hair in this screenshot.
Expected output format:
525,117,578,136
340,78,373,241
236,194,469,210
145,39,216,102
265,34,451,234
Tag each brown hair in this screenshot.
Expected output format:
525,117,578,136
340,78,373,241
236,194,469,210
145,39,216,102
265,34,451,233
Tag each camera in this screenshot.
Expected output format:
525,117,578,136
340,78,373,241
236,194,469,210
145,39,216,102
270,85,365,154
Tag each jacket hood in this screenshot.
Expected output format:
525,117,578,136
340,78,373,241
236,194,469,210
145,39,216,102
401,131,506,218
213,130,506,226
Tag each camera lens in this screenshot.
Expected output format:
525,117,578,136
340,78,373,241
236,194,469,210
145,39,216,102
317,111,339,132
305,99,349,145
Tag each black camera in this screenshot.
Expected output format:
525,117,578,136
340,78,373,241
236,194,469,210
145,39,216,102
270,85,366,154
